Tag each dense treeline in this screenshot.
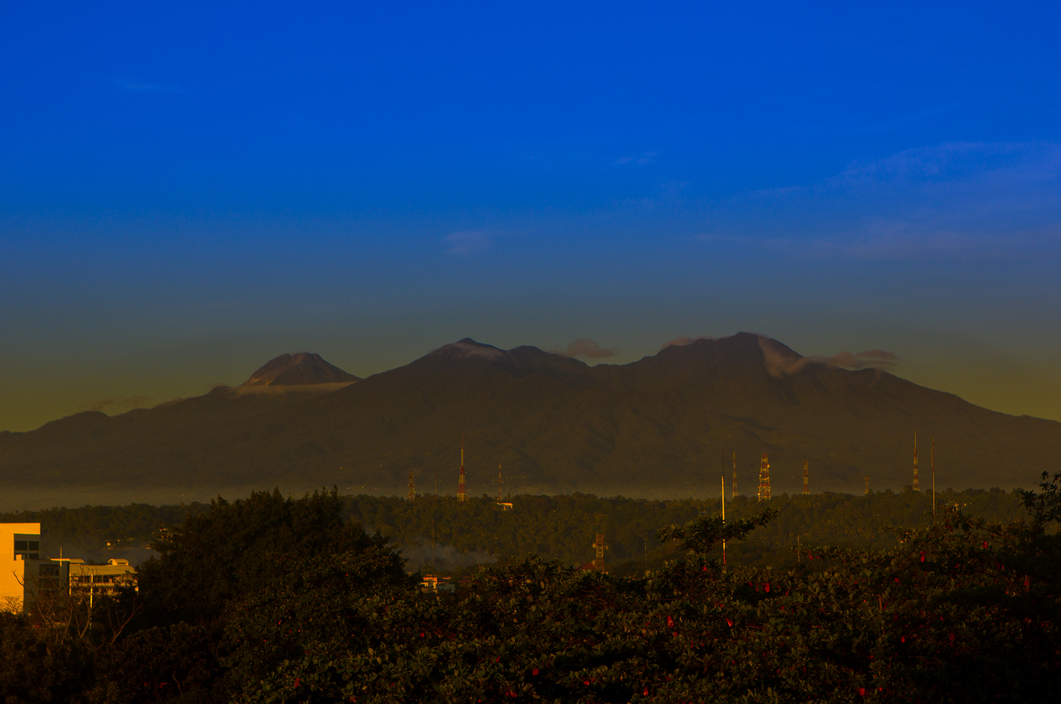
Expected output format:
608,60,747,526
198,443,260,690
0,503,209,552
0,479,1059,702
0,488,1027,572
0,481,1056,699
347,488,1027,572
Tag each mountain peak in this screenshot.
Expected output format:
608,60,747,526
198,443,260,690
242,353,359,387
432,339,507,361
754,335,809,378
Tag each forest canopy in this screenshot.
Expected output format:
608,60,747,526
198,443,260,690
0,480,1057,702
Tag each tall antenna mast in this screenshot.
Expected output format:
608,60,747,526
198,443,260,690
931,436,936,519
498,463,503,504
913,432,920,491
721,449,725,501
732,451,737,499
864,475,869,495
803,460,809,495
721,473,726,569
458,434,467,503
408,469,416,501
757,453,771,501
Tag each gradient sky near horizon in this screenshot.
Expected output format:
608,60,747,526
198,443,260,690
2,2,1061,432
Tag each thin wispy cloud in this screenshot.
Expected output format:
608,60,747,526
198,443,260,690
445,230,495,256
109,77,185,93
809,349,900,371
703,141,1061,261
614,151,658,165
845,105,955,135
82,396,154,414
556,338,618,359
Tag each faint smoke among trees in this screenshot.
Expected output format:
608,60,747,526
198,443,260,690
401,540,496,571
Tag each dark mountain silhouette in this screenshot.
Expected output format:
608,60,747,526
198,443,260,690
1,334,1058,508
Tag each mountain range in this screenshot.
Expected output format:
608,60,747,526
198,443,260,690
1,333,1058,509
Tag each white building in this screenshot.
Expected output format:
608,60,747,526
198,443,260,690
1,522,136,614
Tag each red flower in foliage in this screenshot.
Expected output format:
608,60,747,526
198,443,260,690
859,687,866,696
532,668,539,676
667,615,675,628
920,552,925,562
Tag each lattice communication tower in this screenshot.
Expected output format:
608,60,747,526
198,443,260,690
757,453,771,501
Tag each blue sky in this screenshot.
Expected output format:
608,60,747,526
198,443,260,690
2,2,1060,431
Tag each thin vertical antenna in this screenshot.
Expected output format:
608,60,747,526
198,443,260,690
803,460,809,495
458,434,467,503
931,436,936,520
913,432,920,491
408,469,416,501
864,476,869,495
732,451,737,499
498,463,503,504
721,473,726,570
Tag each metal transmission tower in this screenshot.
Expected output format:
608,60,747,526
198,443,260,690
913,432,920,491
757,453,771,501
803,460,809,495
592,533,608,572
458,434,467,503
